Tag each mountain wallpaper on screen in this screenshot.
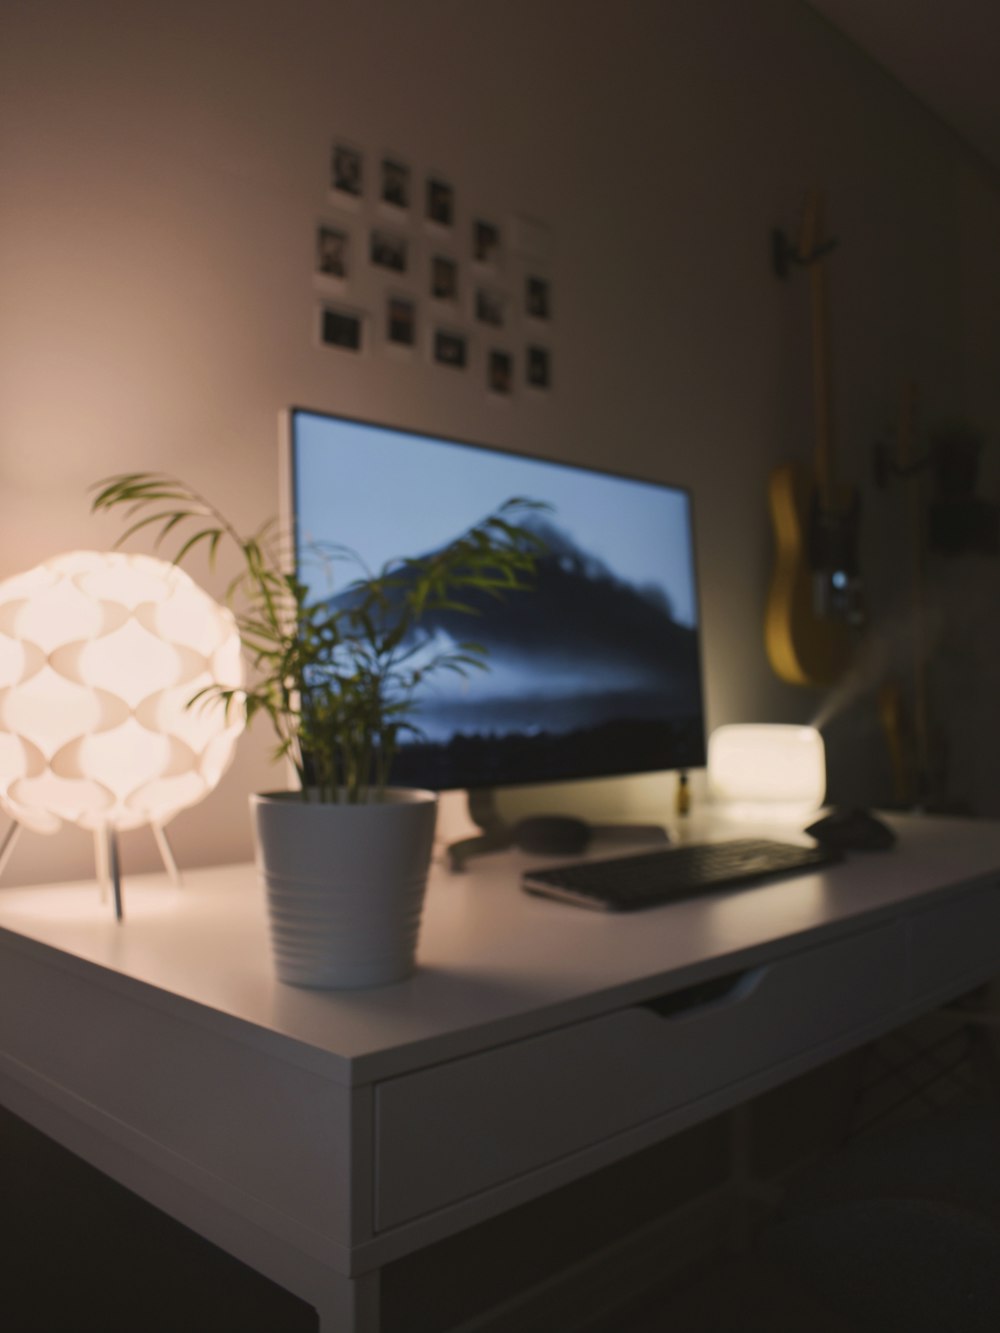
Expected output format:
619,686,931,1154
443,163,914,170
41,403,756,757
324,514,705,790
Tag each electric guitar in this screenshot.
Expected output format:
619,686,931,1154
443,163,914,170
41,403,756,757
765,190,862,688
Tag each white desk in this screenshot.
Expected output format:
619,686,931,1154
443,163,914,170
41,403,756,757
2,814,1000,1330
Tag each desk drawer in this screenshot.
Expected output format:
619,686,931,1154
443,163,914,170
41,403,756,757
908,881,1000,1000
375,923,901,1230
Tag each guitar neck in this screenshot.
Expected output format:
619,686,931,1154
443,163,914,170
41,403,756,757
809,250,834,510
800,190,836,510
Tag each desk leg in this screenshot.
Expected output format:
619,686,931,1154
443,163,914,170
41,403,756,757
315,1270,379,1333
729,1104,784,1251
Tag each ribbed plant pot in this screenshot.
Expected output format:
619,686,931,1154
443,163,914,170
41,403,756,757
251,788,438,989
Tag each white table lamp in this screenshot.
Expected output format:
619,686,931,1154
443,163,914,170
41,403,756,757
0,550,244,916
708,723,826,822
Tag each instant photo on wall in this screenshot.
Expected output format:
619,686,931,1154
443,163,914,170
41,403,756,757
426,176,455,228
386,295,417,350
380,156,411,211
318,304,365,353
316,223,349,282
433,328,467,370
330,141,364,204
488,349,513,397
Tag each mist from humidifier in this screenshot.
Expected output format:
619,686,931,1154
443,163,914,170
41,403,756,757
809,595,943,733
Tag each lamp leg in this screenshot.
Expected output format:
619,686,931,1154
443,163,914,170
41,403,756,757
152,822,182,885
105,827,124,922
0,820,22,880
94,828,110,904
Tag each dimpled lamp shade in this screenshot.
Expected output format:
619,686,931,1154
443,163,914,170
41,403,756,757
0,550,244,917
708,723,826,822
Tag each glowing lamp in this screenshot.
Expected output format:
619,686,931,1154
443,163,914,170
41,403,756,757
708,724,825,822
0,551,244,915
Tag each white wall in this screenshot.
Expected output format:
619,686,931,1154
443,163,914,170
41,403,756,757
1,0,995,883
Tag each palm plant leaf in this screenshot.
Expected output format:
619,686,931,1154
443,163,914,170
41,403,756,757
91,472,548,802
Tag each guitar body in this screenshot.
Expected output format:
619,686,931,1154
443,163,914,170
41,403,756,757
765,460,856,687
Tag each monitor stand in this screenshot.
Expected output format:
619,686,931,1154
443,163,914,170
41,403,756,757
445,788,669,872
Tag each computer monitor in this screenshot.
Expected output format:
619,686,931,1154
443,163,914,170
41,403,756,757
285,407,706,802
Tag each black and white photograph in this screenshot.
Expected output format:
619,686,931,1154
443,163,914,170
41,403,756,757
527,344,551,388
426,177,454,227
433,328,467,369
380,156,410,209
370,229,408,273
487,349,513,396
475,287,505,327
526,275,551,319
319,305,363,352
316,224,349,280
330,142,363,199
431,254,458,301
473,218,500,265
387,295,416,347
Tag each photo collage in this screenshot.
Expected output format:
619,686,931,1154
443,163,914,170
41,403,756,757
315,141,553,396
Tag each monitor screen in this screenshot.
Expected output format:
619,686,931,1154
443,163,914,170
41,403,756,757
287,408,706,792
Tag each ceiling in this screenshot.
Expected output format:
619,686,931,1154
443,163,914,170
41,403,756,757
806,0,1000,173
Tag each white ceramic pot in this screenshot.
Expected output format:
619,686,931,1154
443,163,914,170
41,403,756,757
251,788,438,989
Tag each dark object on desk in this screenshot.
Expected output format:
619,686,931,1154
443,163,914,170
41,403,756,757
448,816,668,871
448,815,590,870
522,837,839,912
514,814,592,855
806,807,897,851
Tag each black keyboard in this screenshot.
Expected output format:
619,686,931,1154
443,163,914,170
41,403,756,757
521,837,839,912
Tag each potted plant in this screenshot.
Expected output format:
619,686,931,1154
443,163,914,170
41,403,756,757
91,473,545,988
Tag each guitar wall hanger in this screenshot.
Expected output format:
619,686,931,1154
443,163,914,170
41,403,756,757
771,227,838,279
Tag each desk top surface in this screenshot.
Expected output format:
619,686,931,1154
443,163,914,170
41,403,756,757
2,813,999,1084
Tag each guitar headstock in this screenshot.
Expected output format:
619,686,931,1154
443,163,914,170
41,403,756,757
772,189,838,277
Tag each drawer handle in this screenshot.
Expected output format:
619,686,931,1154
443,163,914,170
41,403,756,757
641,966,767,1019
